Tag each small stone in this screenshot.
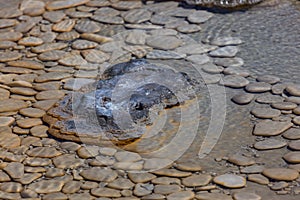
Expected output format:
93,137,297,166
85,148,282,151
0,127,21,148
177,24,201,33
150,14,178,25
23,157,51,167
251,106,281,119
112,1,142,10
113,161,143,171
10,87,37,96
15,172,42,185
167,191,195,200
142,193,165,199
36,90,65,100
19,108,45,118
220,75,249,88
0,41,17,49
283,128,300,140
94,7,120,16
28,180,64,193
35,72,72,83
75,20,101,33
262,168,299,181
213,174,246,188
122,9,152,24
271,102,298,110
256,75,280,84
45,168,65,178
0,191,21,200
286,96,300,104
210,37,243,46
223,66,249,77
134,183,154,196
53,154,83,169
0,99,28,112
146,50,186,60
228,154,255,166
176,44,217,55
187,10,214,23
289,140,300,150
62,181,81,194
293,107,300,115
56,31,80,41
128,172,156,183
52,19,76,32
46,0,89,10
3,162,24,179
43,11,66,23
31,43,68,53
248,174,269,185
0,117,14,126
91,187,121,198
123,45,152,58
293,116,300,125
154,184,181,195
0,32,23,42
286,84,300,97
151,177,180,185
80,33,113,44
0,171,10,182
146,36,182,50
30,125,49,137
82,49,110,63
233,192,261,200
271,83,286,95
195,193,233,200
270,181,289,190
8,60,44,70
107,177,135,190
214,57,244,67
18,36,43,46
16,118,43,128
59,54,87,66
0,52,22,62
201,63,224,74
152,169,191,177
92,15,124,24
186,55,210,65
125,30,147,45
26,147,62,158
182,174,212,187
283,152,300,164
0,19,17,29
232,93,254,105
209,46,238,57
256,94,284,104
245,82,271,93
0,88,10,100
0,7,22,19
80,167,117,182
175,161,202,172
43,192,68,200
254,138,287,150
72,39,98,50
115,151,142,162
253,120,293,136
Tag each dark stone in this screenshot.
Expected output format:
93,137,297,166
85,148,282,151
44,60,197,145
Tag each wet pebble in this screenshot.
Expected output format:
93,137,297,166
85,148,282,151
254,138,287,150
245,82,271,93
214,57,244,67
262,168,299,181
253,120,293,136
213,174,246,188
210,37,243,46
250,106,281,119
231,92,254,105
209,46,239,57
293,116,300,125
219,75,249,88
285,84,300,97
256,75,280,84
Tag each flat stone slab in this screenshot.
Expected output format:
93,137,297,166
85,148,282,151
213,174,246,188
262,168,299,181
254,139,287,150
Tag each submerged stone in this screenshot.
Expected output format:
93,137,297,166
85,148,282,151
43,59,197,145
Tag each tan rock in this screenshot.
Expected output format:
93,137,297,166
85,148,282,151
17,118,43,128
263,168,299,181
28,180,64,193
26,147,62,158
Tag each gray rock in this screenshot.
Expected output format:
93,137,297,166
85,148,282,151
209,46,239,57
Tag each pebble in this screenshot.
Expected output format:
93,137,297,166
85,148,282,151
187,10,214,23
128,172,156,183
146,50,186,60
186,54,210,65
0,32,23,42
167,190,195,200
122,9,152,24
271,102,298,110
125,23,162,30
152,177,181,185
253,120,293,136
228,154,255,166
23,157,51,167
62,181,81,194
256,94,284,104
43,11,66,23
28,180,64,193
0,19,17,29
195,192,233,200
30,125,49,137
233,192,261,200
146,36,182,50
0,128,21,148
152,169,192,177
182,174,212,187
133,183,153,196
214,57,244,67
293,107,300,115
125,30,147,45
262,168,299,181
176,44,217,55
176,24,202,33
113,161,143,171
46,0,89,10
18,36,44,46
38,50,68,61
72,39,98,50
35,72,72,83
80,167,117,182
26,147,62,158
219,75,249,88
43,192,67,200
213,174,246,188
112,1,142,10
271,83,286,95
289,140,300,150
283,128,300,140
80,33,113,44
0,7,22,19
0,117,14,126
0,99,28,113
247,174,269,185
270,181,289,190
285,84,300,97
82,49,110,63
19,108,46,118
16,118,43,128
231,93,254,105
8,60,44,70
0,52,22,62
0,171,10,182
256,75,280,84
293,116,300,125
92,15,124,25
10,87,37,96
210,37,243,46
154,184,181,195
3,162,24,179
250,106,281,119
107,177,135,190
16,172,42,184
245,82,272,93
283,152,300,164
150,14,178,25
52,19,76,32
36,90,65,100
75,20,101,33
286,96,300,104
94,7,120,17
0,191,20,200
91,187,121,198
56,31,80,41
0,41,17,49
45,168,65,178
123,45,152,58
0,88,10,100
53,154,83,169
254,138,287,150
223,66,250,77
32,43,68,53
209,46,239,57
59,54,87,66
